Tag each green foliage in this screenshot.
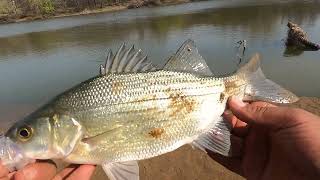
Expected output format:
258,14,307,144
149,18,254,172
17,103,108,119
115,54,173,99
1,0,183,20
41,0,55,14
25,0,55,15
0,0,16,15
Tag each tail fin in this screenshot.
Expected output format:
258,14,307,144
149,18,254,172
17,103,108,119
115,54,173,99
238,54,299,103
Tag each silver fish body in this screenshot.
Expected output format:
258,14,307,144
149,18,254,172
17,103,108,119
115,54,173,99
1,40,298,180
54,71,226,164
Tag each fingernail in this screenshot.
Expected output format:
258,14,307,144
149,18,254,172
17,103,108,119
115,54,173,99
230,96,246,108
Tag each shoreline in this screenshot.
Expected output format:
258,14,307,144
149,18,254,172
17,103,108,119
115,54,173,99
0,0,190,25
11,5,128,24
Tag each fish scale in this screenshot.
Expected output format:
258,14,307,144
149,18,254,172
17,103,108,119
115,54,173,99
66,93,222,163
62,79,222,163
54,71,223,111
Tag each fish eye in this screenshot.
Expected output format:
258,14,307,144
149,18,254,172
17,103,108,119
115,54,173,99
17,126,33,141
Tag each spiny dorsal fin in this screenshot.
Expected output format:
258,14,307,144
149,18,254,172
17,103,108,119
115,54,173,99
163,39,213,76
100,43,155,75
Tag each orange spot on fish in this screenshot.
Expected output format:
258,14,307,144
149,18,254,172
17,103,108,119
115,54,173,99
148,128,164,138
168,92,196,117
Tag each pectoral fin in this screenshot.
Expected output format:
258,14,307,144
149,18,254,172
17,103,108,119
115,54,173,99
102,161,139,180
192,117,232,156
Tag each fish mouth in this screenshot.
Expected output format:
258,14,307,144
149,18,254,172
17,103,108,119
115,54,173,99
0,135,34,171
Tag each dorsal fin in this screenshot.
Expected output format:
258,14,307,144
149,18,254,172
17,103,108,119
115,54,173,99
163,39,213,76
100,43,155,75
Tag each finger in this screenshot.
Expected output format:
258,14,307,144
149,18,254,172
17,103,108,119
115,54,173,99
0,177,10,180
54,164,80,179
7,172,15,179
13,161,57,180
55,164,96,180
228,96,297,129
224,102,277,137
67,165,96,180
250,101,277,108
223,110,249,137
0,162,9,178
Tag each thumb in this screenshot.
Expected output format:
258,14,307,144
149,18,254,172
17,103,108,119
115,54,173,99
14,162,57,180
228,97,295,129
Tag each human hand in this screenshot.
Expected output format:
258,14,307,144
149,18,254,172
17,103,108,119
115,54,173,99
0,161,95,180
209,97,320,180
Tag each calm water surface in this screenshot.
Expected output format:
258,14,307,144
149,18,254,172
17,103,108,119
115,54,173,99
0,0,319,128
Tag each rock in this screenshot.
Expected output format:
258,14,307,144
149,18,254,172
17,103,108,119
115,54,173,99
286,22,320,50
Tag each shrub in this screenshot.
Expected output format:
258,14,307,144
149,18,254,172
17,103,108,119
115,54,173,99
24,0,55,15
0,0,17,15
41,0,55,14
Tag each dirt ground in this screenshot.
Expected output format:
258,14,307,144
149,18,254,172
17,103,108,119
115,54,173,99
74,97,320,180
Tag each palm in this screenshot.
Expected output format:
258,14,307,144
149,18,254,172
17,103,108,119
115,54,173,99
241,126,268,180
209,99,320,180
242,126,300,180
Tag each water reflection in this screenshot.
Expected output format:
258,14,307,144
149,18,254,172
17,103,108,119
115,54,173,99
0,0,320,127
0,1,319,59
283,46,305,57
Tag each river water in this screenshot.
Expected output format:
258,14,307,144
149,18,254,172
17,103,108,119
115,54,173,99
0,0,319,128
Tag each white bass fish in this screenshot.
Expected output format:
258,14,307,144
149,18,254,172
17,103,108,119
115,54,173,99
0,40,298,180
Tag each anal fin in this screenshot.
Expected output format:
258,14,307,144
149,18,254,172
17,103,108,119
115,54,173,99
192,117,232,156
102,161,139,180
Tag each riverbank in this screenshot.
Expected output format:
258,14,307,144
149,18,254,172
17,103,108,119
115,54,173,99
1,5,127,24
0,0,190,24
